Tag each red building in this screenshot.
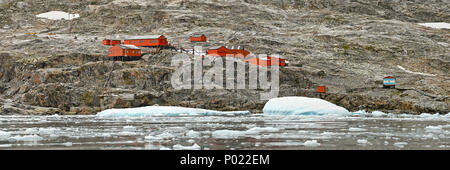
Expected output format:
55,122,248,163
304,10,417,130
244,56,287,67
124,35,168,47
190,34,207,42
207,46,249,57
103,39,121,46
108,44,141,60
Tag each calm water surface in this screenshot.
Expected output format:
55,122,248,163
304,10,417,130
0,114,449,150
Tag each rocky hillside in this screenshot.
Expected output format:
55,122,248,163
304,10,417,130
0,0,449,115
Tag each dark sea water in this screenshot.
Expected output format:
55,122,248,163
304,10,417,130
0,114,449,150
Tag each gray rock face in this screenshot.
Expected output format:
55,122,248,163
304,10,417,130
0,0,448,115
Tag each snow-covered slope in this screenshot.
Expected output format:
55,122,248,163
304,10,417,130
263,96,350,116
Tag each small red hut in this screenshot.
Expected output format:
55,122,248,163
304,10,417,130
207,46,249,57
124,35,168,47
108,44,141,60
190,34,207,42
244,56,286,67
103,39,121,46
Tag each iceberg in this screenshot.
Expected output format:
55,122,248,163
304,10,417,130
96,106,250,118
0,130,11,141
263,96,350,116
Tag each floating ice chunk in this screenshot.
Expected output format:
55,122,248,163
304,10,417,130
357,139,368,144
303,140,320,147
144,135,159,141
63,142,73,147
39,127,58,135
418,22,450,29
0,130,11,141
349,127,366,132
263,97,350,116
96,106,250,117
11,135,44,142
156,132,175,140
212,130,246,139
118,126,138,136
371,111,387,117
24,128,39,134
212,127,280,139
245,127,280,134
186,130,200,138
393,142,408,148
36,11,80,20
425,126,443,133
173,143,201,150
122,126,136,132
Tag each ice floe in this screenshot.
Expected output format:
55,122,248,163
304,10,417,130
36,11,80,20
173,143,201,150
263,97,350,116
349,127,367,132
212,127,281,139
424,126,443,133
96,106,250,117
11,135,44,142
0,130,11,141
186,130,200,138
303,140,320,147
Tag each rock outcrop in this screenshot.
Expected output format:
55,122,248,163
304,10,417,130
0,0,448,115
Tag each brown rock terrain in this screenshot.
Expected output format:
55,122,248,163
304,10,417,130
0,0,448,115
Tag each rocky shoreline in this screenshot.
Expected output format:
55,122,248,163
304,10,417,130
0,51,448,115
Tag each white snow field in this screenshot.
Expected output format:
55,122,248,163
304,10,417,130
418,22,450,29
397,65,436,76
36,11,80,20
263,96,350,116
96,106,250,117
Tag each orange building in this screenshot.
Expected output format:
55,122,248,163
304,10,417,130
124,35,168,47
207,46,249,57
190,34,207,42
108,44,141,60
103,39,121,46
318,86,326,93
244,56,287,67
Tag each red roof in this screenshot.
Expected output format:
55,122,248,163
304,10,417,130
384,76,395,79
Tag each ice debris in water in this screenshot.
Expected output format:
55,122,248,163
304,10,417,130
303,140,320,147
212,127,280,139
11,135,44,142
38,127,58,135
186,130,200,138
0,130,11,141
96,106,250,117
173,143,201,150
349,127,366,132
393,142,408,148
425,126,443,133
122,126,136,132
357,139,368,144
263,97,350,116
145,132,175,141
